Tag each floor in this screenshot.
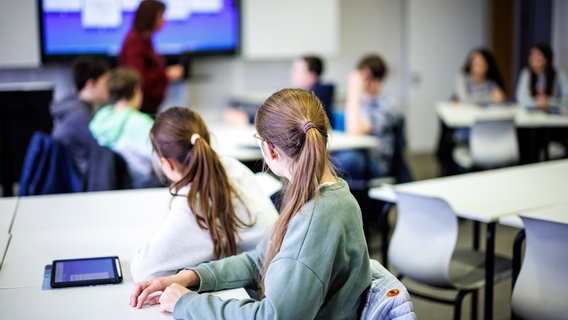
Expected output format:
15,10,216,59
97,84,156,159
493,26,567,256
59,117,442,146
365,152,519,320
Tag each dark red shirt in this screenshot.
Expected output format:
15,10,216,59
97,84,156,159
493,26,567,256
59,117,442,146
119,30,168,115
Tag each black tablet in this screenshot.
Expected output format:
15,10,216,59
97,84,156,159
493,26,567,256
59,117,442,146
50,256,123,288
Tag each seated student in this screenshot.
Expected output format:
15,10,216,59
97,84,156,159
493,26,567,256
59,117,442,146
89,68,158,188
130,89,371,319
130,107,278,282
289,55,335,127
50,56,110,175
516,43,568,111
454,47,506,105
334,54,399,182
224,55,335,126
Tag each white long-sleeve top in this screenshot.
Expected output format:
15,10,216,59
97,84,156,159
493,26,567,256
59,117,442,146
131,157,278,282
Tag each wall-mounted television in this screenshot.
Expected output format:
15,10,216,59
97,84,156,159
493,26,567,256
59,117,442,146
37,0,240,64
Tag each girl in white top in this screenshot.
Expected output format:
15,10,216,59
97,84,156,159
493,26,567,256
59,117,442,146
131,107,278,282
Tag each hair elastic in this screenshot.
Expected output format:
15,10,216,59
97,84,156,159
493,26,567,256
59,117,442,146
302,121,316,134
190,133,200,145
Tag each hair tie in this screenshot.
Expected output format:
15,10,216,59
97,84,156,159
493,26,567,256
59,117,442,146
190,133,200,145
302,121,316,134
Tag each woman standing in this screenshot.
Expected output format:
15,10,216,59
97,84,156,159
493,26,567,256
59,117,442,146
119,0,184,115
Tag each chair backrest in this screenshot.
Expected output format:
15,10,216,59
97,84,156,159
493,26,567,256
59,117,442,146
388,191,458,287
18,131,81,196
360,259,416,320
512,216,568,320
388,117,413,183
470,118,519,167
83,144,133,192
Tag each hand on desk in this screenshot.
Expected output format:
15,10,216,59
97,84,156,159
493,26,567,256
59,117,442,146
159,283,190,312
130,269,199,309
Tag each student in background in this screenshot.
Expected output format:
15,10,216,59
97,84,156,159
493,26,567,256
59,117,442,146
89,68,159,188
290,55,335,127
334,54,399,182
516,43,568,111
119,0,184,116
130,89,371,319
454,47,506,105
50,56,110,175
130,107,278,282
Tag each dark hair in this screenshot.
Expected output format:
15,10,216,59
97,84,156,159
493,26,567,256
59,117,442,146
150,107,251,259
357,54,388,80
302,55,324,77
72,56,110,92
107,68,141,102
255,88,335,295
529,43,557,96
133,0,165,34
462,47,506,92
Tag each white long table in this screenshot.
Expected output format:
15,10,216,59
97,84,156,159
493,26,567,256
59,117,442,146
0,197,18,267
208,123,379,162
368,159,568,320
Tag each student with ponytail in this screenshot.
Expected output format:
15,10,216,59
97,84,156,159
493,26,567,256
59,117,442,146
130,89,371,319
130,107,278,282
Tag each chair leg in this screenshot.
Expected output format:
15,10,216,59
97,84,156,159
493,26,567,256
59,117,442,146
471,290,478,320
454,290,472,320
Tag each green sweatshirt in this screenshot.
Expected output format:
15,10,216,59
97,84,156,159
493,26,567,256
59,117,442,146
173,178,371,319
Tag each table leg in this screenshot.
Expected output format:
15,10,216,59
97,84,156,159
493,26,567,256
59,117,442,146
484,222,496,320
380,202,393,267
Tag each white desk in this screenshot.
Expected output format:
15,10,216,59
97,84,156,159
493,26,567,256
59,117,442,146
437,102,568,128
368,159,568,320
0,197,18,234
208,123,379,162
11,188,170,233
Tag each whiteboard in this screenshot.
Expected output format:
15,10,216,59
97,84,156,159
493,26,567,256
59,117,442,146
242,0,339,59
0,2,40,68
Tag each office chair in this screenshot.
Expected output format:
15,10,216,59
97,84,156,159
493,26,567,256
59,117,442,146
453,118,519,171
389,191,512,320
511,216,568,320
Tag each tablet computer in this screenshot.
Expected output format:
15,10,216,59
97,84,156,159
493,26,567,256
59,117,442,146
50,256,123,288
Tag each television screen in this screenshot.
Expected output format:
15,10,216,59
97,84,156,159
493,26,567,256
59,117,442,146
38,0,240,63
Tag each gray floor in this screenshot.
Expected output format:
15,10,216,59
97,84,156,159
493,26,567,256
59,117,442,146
366,152,518,320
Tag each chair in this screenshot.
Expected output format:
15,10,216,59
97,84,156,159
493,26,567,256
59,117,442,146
83,143,133,192
18,131,81,196
453,118,519,170
389,191,512,320
360,259,417,320
511,216,568,320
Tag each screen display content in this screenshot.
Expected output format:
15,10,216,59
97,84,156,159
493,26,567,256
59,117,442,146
51,256,122,288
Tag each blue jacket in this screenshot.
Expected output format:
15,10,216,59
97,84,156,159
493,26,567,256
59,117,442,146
360,259,416,320
18,132,81,196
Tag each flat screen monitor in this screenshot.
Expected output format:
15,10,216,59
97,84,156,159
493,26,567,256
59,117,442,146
37,0,240,64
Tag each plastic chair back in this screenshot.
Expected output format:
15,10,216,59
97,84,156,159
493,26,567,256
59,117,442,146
470,118,519,167
389,191,457,287
512,216,568,320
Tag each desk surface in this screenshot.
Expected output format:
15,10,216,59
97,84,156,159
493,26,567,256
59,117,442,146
11,188,170,233
499,201,568,229
0,197,17,234
437,101,568,128
208,123,379,162
369,159,568,223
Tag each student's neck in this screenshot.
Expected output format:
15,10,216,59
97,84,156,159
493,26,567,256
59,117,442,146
114,100,136,111
319,168,337,185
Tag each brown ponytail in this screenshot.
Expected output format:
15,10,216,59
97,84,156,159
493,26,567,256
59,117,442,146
254,89,335,294
150,107,251,259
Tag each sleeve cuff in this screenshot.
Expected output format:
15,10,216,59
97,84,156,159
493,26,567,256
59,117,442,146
189,265,216,292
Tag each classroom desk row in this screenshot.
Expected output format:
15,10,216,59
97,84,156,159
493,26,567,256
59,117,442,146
368,158,568,320
0,188,249,319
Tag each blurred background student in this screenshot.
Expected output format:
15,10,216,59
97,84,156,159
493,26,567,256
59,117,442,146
50,56,110,175
131,107,277,282
334,54,399,183
89,68,160,188
453,47,506,105
515,43,568,112
119,0,184,116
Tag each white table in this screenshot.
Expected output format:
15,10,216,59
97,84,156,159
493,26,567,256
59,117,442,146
11,188,170,233
368,159,568,320
207,123,379,162
0,197,18,267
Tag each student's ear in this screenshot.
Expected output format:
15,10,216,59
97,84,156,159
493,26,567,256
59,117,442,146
263,141,278,160
159,157,176,172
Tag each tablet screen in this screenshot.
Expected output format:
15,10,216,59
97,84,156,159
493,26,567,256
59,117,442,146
51,256,122,288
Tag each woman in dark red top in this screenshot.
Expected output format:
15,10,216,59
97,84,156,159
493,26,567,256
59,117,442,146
119,0,184,115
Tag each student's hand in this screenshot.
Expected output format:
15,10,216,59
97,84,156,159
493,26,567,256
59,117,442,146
159,283,191,313
166,64,185,82
491,89,506,103
535,94,549,110
348,71,365,95
130,270,199,309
